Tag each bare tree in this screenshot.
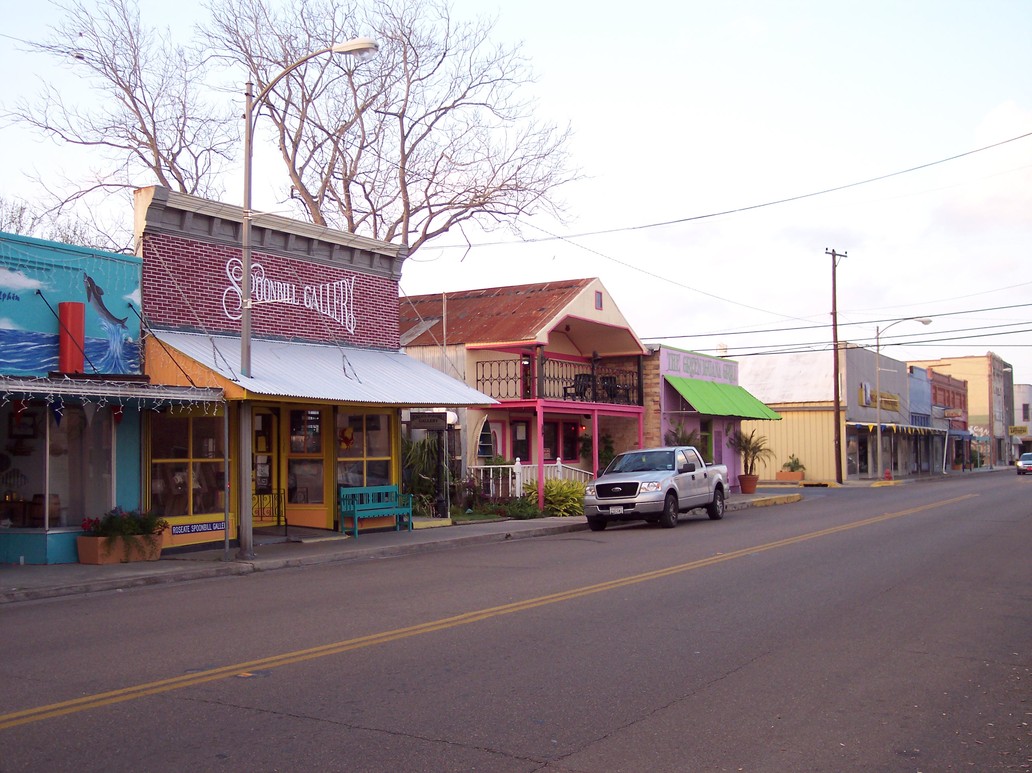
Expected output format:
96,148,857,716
9,0,577,254
0,194,130,250
0,196,33,235
5,0,235,218
206,0,578,252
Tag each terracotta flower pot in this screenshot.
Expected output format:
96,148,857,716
77,535,162,564
738,474,759,494
776,471,805,482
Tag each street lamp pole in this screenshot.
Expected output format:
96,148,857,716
237,37,377,559
875,317,932,480
240,36,378,378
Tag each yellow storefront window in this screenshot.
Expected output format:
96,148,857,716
150,413,225,518
336,412,391,487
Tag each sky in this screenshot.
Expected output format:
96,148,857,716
2,0,1031,386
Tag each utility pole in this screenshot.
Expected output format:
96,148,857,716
826,248,846,484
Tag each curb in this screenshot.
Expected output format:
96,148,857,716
0,521,588,605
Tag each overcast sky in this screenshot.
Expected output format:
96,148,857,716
2,0,1030,385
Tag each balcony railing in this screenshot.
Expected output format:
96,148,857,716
468,459,593,500
474,358,639,405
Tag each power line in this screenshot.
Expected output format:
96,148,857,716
433,130,1032,248
641,301,1032,341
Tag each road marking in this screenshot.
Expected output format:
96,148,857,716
0,493,975,730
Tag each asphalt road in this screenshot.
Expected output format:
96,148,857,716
1,475,1029,772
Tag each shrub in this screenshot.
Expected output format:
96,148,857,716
504,496,542,520
81,507,168,537
523,478,586,518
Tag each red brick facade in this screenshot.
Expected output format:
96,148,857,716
137,193,403,350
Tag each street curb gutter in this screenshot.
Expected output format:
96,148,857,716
2,495,807,604
0,522,588,605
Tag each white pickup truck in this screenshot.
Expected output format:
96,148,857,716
582,446,728,531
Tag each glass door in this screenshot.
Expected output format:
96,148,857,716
252,408,282,525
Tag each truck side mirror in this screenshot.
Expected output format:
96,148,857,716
680,462,696,473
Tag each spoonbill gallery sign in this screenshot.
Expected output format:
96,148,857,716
222,257,357,333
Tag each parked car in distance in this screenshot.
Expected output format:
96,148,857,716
582,446,728,531
1016,452,1032,475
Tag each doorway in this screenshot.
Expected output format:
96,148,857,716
252,408,284,525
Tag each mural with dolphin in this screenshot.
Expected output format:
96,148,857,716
0,231,142,376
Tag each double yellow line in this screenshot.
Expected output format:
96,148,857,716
1,493,974,730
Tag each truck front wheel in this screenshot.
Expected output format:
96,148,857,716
707,488,725,520
659,493,679,528
587,517,608,531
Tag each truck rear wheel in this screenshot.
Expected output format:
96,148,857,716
659,493,679,528
707,488,725,520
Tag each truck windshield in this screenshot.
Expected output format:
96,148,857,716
608,451,675,473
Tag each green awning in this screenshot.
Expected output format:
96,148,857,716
665,376,781,420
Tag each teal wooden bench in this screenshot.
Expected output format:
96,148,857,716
338,485,413,538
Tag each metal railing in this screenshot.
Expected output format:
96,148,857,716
467,458,593,500
474,358,639,405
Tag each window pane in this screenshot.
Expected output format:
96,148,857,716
152,462,189,517
192,461,224,514
366,460,390,486
336,413,365,459
542,422,557,460
289,410,322,453
337,461,364,487
366,414,390,456
512,421,529,461
44,406,113,528
561,423,578,462
477,420,494,457
288,459,323,504
192,416,224,459
151,413,188,458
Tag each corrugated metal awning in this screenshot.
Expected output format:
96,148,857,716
0,375,223,405
153,330,496,407
665,375,781,420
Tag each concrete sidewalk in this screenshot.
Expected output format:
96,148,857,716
1,491,803,604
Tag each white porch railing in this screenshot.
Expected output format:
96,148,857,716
467,458,593,499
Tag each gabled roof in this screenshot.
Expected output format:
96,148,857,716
399,278,646,355
400,279,595,346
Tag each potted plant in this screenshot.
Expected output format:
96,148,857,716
77,507,169,564
726,429,775,494
776,454,806,482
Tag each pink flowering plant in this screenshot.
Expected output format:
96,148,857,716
81,507,169,537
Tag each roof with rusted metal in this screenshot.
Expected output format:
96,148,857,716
399,278,600,347
400,276,643,359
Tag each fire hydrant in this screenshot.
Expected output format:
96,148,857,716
883,468,893,481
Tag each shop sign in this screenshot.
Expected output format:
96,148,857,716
409,412,448,430
222,258,357,332
1010,425,1028,436
171,520,226,535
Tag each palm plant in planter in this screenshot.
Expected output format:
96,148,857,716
777,454,806,482
726,429,775,494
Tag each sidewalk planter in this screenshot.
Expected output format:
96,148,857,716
738,474,759,494
775,470,805,482
76,535,162,564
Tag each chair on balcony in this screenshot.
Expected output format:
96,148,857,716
563,373,593,401
600,375,631,403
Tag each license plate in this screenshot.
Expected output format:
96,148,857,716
609,505,624,515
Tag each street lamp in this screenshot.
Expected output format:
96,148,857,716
241,36,378,378
237,37,377,559
875,317,932,479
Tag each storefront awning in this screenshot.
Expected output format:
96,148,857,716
0,374,224,406
153,330,496,407
665,376,781,420
948,428,974,439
